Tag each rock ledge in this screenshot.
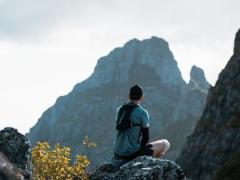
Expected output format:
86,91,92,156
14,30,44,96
89,156,186,180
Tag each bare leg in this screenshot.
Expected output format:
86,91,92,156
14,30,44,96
150,139,170,158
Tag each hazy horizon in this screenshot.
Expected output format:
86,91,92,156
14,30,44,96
0,0,239,133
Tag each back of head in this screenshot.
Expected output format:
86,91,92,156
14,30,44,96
129,85,143,100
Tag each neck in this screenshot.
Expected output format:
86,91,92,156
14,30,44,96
130,100,140,105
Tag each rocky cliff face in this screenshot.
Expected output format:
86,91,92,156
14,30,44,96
177,29,240,180
28,36,209,168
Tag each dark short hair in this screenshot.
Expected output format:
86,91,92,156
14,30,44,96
129,85,143,100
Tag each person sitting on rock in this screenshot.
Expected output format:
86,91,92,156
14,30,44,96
113,84,170,161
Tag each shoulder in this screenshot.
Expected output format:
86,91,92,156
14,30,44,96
116,103,126,112
137,106,149,127
137,106,149,116
134,106,149,121
116,106,121,111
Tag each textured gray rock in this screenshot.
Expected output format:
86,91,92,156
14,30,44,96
0,127,32,179
177,29,240,180
28,36,209,168
89,156,186,180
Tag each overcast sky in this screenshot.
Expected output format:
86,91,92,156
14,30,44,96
0,0,239,134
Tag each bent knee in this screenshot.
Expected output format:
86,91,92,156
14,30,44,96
151,139,170,157
161,139,170,154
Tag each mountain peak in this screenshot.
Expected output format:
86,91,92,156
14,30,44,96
189,65,210,91
124,38,141,47
123,36,168,48
234,29,240,55
190,65,206,81
143,36,169,47
149,36,168,42
73,36,185,93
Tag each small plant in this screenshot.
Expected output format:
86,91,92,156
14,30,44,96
32,142,89,180
83,135,97,148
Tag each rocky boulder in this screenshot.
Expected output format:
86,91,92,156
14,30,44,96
89,156,186,180
0,152,27,180
0,127,32,179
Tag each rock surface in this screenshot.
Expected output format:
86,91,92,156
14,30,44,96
89,156,186,180
28,36,210,168
0,152,25,180
0,127,32,179
177,29,240,179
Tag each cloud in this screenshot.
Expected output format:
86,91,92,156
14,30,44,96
0,0,239,42
0,0,88,40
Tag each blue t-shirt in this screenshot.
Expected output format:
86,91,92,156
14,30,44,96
113,103,150,156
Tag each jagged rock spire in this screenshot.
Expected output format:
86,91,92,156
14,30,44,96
189,65,210,91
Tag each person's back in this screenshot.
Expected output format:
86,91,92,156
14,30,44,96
114,102,149,157
113,84,171,162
